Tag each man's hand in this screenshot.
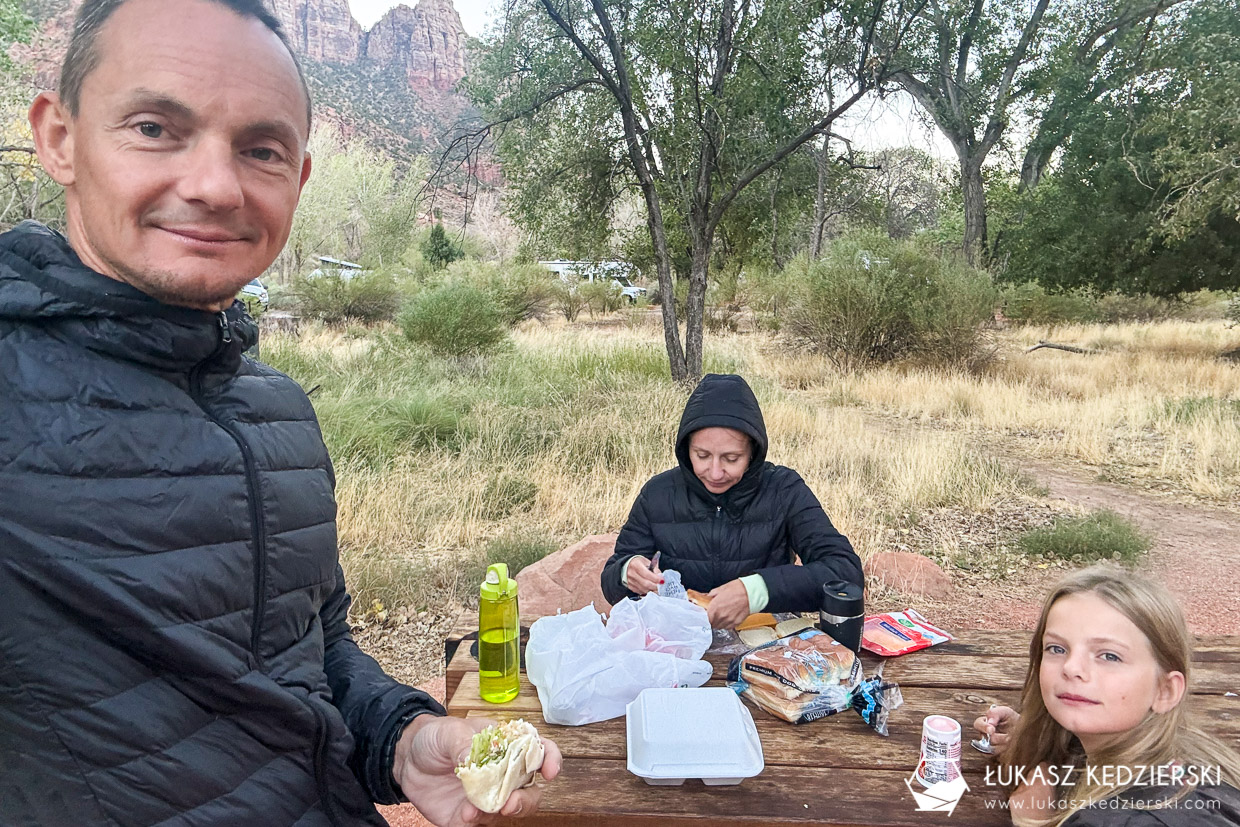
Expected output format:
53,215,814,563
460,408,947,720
706,580,751,629
625,555,663,596
392,715,562,826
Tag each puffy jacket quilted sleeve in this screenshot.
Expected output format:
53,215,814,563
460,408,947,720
600,482,658,605
321,565,446,805
753,471,859,613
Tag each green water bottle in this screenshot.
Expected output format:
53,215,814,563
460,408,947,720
478,563,520,703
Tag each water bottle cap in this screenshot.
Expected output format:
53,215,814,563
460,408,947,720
481,562,517,600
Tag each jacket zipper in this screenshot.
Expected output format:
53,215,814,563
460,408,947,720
713,505,722,583
190,313,269,669
191,312,340,826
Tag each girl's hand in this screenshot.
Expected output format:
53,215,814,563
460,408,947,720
625,556,663,595
706,580,751,629
973,705,1019,756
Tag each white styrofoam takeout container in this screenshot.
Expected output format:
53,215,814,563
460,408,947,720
626,687,764,785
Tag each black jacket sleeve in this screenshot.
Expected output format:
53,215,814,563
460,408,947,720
321,564,446,805
754,472,862,613
601,485,657,605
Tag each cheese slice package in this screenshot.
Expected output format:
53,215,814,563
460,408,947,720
455,719,545,814
860,609,953,657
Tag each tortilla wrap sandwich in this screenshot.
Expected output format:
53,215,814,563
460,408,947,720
454,719,545,813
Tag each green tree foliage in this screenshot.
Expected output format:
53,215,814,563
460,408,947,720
994,61,1240,297
276,125,424,280
0,0,33,73
885,0,1191,264
1140,0,1240,239
467,0,923,381
421,223,464,270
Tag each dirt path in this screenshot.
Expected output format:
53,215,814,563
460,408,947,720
1023,461,1240,635
926,458,1240,636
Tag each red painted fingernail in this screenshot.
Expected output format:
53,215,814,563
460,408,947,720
660,579,665,584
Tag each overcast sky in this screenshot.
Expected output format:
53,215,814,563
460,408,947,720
348,0,497,37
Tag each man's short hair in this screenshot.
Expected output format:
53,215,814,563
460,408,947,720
59,0,313,128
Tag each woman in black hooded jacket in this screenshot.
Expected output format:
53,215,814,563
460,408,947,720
600,373,862,629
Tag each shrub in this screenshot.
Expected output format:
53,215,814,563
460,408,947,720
399,282,507,356
784,233,998,371
1001,282,1098,325
293,271,400,324
578,279,624,317
487,266,555,326
1017,510,1150,564
550,280,587,322
1227,292,1240,328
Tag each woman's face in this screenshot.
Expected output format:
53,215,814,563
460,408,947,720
1038,592,1184,755
688,427,751,495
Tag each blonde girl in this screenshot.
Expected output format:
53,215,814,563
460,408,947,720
974,566,1240,826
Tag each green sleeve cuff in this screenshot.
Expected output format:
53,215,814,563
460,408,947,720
739,574,769,613
620,555,640,589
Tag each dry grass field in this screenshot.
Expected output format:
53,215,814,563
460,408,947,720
261,317,1240,685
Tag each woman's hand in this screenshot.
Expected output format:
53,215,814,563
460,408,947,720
972,705,1019,757
706,580,751,629
625,555,663,596
393,715,562,826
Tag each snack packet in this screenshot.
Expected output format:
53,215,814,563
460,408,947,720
727,629,903,733
860,609,952,657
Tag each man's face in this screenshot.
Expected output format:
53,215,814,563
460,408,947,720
32,0,311,310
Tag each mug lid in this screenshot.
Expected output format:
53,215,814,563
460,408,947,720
820,580,863,614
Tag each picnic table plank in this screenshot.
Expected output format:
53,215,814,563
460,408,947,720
484,761,1008,826
456,690,1240,770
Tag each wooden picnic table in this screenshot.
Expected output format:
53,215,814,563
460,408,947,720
443,619,1240,826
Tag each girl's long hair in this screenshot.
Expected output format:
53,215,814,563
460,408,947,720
1000,566,1240,826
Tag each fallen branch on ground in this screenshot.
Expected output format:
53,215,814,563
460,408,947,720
1025,340,1098,355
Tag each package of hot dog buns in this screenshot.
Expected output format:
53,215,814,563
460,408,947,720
726,629,902,733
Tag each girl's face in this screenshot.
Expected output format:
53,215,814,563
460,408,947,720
1039,592,1185,755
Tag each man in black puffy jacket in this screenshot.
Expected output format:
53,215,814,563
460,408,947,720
0,1,558,825
600,374,862,629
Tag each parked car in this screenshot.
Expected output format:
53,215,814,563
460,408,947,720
538,259,648,303
237,277,269,314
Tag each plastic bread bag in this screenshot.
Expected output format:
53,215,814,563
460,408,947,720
727,629,903,733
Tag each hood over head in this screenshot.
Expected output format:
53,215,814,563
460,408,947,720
675,373,769,505
0,221,256,385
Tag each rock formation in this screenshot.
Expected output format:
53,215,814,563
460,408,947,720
365,0,468,91
265,0,467,92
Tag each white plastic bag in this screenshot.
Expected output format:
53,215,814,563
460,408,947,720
606,592,712,659
525,597,713,726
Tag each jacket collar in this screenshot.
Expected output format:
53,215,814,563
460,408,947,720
0,221,256,383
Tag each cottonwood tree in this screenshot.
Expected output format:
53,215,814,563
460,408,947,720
461,0,924,382
883,0,1189,265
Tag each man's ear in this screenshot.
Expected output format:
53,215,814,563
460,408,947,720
1152,670,1186,715
29,91,76,186
298,151,312,194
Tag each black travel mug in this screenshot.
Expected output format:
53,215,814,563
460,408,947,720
817,580,864,652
